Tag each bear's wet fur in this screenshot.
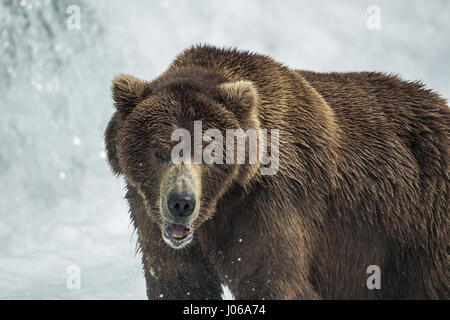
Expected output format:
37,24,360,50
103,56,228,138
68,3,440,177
105,45,449,299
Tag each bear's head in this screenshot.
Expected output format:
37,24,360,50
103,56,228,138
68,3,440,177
105,72,262,249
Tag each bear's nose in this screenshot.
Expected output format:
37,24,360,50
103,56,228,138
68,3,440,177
167,192,196,218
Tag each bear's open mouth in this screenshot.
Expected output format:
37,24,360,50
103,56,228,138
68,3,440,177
166,223,192,239
162,221,193,247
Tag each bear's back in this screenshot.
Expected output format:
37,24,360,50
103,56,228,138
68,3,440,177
297,70,449,131
297,70,449,156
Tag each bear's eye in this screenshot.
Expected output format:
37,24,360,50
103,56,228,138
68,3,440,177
154,150,170,163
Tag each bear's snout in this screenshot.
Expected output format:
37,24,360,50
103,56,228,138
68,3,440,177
158,163,201,249
167,192,196,218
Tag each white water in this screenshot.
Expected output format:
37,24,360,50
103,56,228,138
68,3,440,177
0,0,448,299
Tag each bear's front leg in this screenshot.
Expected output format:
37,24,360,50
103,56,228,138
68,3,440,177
226,258,320,300
140,223,222,300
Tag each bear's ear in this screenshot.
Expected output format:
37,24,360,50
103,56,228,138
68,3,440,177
104,111,124,176
217,80,259,128
112,74,151,113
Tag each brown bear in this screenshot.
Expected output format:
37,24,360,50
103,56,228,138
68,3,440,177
105,45,449,300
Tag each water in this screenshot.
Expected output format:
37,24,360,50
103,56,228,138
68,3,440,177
0,0,448,299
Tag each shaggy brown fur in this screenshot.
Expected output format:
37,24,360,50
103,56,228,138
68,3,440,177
105,45,449,299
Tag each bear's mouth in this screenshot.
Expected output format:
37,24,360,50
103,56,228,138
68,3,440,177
162,221,193,248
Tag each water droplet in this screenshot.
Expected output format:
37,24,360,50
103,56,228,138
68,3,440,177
73,136,80,146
